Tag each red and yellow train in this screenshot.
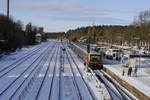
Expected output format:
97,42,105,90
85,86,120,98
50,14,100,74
70,43,103,70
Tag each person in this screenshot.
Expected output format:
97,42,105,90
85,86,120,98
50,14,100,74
62,48,66,52
84,62,86,66
128,67,132,77
134,67,138,77
84,62,86,70
122,69,125,76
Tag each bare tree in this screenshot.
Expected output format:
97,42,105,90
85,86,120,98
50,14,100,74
134,10,150,25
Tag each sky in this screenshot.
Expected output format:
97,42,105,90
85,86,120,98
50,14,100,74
0,0,150,32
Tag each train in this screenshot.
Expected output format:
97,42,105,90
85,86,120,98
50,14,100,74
70,43,103,70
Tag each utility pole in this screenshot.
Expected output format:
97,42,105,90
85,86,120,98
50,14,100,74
92,25,96,44
7,0,10,17
87,26,91,53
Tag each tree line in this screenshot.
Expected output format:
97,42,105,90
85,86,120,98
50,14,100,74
66,10,150,47
0,14,47,54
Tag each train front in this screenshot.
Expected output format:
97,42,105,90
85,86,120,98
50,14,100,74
88,53,103,70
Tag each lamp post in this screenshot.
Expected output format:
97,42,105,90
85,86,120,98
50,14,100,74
134,37,140,70
148,34,150,53
87,26,91,53
7,0,10,17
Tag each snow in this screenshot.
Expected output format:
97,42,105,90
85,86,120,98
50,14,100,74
103,58,150,97
0,40,111,100
4,39,150,100
0,41,51,100
0,41,49,71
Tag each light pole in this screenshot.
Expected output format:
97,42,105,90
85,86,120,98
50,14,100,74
7,0,10,17
148,34,150,53
87,26,91,53
134,37,140,70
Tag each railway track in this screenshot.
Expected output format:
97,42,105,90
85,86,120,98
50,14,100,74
0,42,48,72
93,70,135,100
0,41,137,100
58,45,65,100
101,70,136,100
0,43,54,99
0,42,50,78
48,45,60,100
34,44,59,100
66,47,97,100
9,44,55,100
66,47,83,100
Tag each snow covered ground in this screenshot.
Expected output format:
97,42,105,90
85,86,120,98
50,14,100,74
103,58,150,98
0,40,111,100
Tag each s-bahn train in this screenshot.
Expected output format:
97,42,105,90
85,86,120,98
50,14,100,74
70,43,103,70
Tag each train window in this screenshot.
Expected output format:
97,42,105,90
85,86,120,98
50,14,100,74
90,55,101,62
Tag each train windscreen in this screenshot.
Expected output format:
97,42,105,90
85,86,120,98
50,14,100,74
90,55,101,62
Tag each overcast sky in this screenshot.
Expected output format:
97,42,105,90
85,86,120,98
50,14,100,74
0,0,150,32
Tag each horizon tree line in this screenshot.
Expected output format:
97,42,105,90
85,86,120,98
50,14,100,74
66,10,150,47
0,14,47,54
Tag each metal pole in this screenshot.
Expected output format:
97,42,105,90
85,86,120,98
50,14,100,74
87,27,90,53
139,40,140,72
7,0,10,17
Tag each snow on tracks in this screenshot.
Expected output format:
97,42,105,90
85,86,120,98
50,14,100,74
0,41,54,99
